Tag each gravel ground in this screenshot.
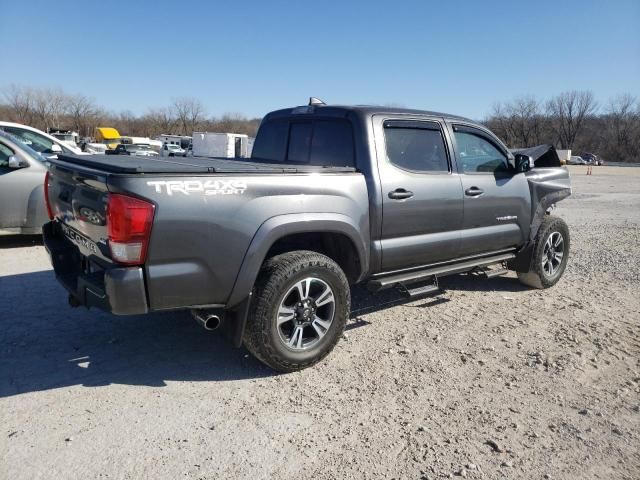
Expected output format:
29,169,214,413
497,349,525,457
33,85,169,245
1,166,639,479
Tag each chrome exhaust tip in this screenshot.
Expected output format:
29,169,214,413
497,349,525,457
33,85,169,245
191,310,222,331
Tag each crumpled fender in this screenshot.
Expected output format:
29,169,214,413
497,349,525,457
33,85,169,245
525,167,571,241
511,167,571,272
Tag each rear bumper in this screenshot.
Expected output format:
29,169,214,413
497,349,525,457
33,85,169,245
43,221,148,315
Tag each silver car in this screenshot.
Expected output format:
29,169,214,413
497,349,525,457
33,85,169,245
0,131,49,234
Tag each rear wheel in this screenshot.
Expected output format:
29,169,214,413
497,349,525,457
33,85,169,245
517,215,570,288
243,251,350,372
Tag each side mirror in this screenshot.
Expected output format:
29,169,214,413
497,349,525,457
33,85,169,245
8,155,27,168
50,144,63,153
514,153,531,173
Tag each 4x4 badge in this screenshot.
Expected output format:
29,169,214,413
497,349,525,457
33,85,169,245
146,180,247,196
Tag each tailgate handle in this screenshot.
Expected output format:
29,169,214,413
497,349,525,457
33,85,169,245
388,188,414,200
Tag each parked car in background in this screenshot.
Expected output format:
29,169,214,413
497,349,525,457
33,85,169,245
568,155,587,165
0,131,50,234
0,121,84,158
580,152,602,165
106,144,159,157
81,142,108,154
160,144,186,157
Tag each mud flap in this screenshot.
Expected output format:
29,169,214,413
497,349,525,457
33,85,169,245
220,293,253,348
509,242,536,273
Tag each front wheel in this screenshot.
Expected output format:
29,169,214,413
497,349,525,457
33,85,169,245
517,215,570,288
243,251,350,372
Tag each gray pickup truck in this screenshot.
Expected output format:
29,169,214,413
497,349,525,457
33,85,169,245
43,100,571,371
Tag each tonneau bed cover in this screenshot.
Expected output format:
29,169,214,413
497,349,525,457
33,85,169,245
54,154,357,174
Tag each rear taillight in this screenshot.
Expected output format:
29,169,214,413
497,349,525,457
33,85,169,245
44,170,54,220
107,194,155,265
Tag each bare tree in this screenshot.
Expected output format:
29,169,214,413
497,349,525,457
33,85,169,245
546,91,598,149
486,96,547,147
65,94,98,137
171,97,207,136
510,96,545,147
143,107,176,136
601,94,640,161
28,88,69,131
2,85,37,125
487,101,517,146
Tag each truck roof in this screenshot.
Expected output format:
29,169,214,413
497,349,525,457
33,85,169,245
264,104,475,123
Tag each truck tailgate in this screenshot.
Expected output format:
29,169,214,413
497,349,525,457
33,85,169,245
43,162,150,315
46,162,113,263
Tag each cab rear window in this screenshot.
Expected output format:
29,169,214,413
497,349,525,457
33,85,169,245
252,118,354,167
251,119,289,162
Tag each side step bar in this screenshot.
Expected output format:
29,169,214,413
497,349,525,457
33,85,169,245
404,282,440,298
483,268,509,279
368,252,515,292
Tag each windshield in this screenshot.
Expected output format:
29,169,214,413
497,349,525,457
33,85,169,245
0,131,48,163
2,126,74,155
53,134,75,142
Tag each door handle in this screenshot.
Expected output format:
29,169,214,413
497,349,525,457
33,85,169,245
388,188,414,200
465,186,484,197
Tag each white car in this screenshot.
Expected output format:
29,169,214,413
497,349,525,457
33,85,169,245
161,144,187,157
0,121,86,158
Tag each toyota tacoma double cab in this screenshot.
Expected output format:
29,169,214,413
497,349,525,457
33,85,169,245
43,99,571,372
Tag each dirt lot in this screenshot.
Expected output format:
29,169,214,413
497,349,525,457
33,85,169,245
1,166,638,480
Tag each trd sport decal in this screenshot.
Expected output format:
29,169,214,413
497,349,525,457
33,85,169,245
147,180,247,196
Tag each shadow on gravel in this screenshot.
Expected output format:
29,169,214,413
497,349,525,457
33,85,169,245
0,270,275,398
441,274,530,293
0,234,43,249
0,269,528,398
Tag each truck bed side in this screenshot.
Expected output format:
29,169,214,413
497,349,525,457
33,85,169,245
45,156,369,313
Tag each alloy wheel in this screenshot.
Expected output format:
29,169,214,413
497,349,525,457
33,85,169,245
276,277,336,351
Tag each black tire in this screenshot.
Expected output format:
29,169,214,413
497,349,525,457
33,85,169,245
517,215,570,289
243,250,350,372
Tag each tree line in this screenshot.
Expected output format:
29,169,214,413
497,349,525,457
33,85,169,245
1,85,639,162
485,91,640,162
0,85,261,140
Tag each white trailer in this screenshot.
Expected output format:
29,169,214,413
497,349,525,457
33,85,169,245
192,132,249,158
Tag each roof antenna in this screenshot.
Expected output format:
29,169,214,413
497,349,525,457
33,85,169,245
309,97,326,106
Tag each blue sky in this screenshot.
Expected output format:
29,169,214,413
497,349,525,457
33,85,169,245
3,0,639,119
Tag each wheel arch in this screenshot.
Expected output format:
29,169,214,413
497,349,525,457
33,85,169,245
226,213,368,309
